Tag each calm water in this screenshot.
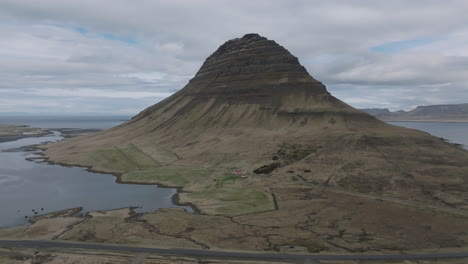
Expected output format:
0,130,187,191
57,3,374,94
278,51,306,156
0,115,131,129
389,122,468,149
0,116,191,228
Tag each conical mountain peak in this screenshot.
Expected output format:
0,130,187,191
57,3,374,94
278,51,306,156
134,34,375,129
193,33,309,81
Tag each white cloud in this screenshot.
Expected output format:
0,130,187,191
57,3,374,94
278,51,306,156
0,88,173,99
154,42,184,55
0,0,467,113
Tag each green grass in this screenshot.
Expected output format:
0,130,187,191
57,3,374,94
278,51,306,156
214,174,241,187
188,187,274,215
89,148,139,172
120,144,159,168
88,148,271,215
88,144,159,173
121,166,212,185
19,127,42,133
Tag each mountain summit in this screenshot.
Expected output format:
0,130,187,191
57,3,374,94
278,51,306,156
133,33,374,130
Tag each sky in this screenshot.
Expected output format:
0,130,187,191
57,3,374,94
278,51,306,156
0,0,467,115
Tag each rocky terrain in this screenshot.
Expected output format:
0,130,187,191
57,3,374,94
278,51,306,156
2,34,468,258
361,104,468,122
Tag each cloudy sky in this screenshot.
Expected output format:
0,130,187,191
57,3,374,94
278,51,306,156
1,0,467,115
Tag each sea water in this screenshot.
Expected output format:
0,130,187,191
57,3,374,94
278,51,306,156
0,116,191,227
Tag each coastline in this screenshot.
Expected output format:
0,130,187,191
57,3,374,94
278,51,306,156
0,125,49,143
0,133,47,143
35,151,201,215
0,128,199,229
2,124,468,254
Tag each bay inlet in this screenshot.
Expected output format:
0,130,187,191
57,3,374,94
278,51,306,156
0,116,192,227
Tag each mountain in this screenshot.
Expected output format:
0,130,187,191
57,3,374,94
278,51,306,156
132,33,376,130
40,34,468,253
361,103,468,122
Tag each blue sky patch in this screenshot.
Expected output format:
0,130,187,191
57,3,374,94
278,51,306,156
101,33,138,45
73,27,137,45
75,27,88,34
371,37,439,53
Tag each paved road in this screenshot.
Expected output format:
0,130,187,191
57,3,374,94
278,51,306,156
0,240,467,261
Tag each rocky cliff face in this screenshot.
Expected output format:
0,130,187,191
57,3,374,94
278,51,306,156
132,33,376,130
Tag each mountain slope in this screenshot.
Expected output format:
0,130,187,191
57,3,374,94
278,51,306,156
40,34,468,253
133,33,370,128
44,33,386,168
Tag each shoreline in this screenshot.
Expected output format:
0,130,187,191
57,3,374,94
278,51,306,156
0,124,49,143
0,133,48,143
0,129,200,229
0,132,50,144
2,124,468,254
30,130,201,215
35,150,202,215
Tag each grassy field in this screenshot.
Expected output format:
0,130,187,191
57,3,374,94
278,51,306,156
88,144,159,173
87,144,275,215
121,167,212,186
0,125,45,136
187,187,274,215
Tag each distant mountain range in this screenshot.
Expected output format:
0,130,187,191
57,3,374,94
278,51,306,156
361,103,468,122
